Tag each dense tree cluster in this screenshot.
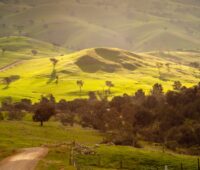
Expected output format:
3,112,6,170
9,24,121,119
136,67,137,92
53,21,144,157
0,95,55,126
54,82,200,154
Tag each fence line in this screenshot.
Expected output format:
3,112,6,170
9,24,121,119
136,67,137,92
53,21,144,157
69,142,200,170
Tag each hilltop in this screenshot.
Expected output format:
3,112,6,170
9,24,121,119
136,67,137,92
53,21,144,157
0,0,200,51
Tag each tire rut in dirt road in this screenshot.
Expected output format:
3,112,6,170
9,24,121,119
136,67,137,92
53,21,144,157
0,147,48,170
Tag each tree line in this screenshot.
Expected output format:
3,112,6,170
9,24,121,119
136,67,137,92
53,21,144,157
0,81,200,154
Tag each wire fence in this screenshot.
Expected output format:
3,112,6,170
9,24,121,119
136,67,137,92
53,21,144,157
68,143,200,170
73,157,200,170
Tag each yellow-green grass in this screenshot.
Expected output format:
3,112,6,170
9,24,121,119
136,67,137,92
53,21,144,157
0,117,198,170
0,116,103,162
0,36,67,67
0,116,199,170
0,47,199,101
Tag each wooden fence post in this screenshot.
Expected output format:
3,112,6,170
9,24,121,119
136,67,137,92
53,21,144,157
181,163,183,170
119,160,123,169
69,146,72,165
97,154,101,166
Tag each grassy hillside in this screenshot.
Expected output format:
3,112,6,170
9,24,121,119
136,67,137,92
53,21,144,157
0,115,102,170
0,0,200,51
0,117,198,170
0,36,67,67
0,44,199,101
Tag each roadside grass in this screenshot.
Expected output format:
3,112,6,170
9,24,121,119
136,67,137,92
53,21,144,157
0,116,199,170
0,116,103,162
36,145,78,170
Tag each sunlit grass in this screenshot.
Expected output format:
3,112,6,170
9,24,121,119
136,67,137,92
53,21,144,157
0,47,199,101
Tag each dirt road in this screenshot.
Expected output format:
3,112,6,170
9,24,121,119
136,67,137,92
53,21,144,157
0,147,48,170
0,60,23,72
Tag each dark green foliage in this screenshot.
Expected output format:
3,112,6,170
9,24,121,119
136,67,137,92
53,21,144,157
1,82,200,152
1,98,25,120
57,82,200,151
173,81,182,91
33,96,56,126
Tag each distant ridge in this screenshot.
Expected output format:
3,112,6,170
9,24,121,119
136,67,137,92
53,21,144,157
0,0,200,51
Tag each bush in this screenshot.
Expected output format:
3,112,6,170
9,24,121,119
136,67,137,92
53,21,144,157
7,110,25,120
59,112,74,126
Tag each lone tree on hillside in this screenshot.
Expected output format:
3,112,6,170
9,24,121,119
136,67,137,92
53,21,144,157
88,91,98,102
189,62,200,69
151,83,163,97
50,58,59,69
33,97,56,126
189,62,200,76
49,58,59,81
105,81,114,94
1,48,6,56
3,77,12,88
173,81,182,91
165,63,171,72
31,49,38,56
77,80,84,97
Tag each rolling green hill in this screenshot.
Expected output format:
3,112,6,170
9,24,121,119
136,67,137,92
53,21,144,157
0,37,199,101
0,0,200,51
0,36,67,67
0,117,198,170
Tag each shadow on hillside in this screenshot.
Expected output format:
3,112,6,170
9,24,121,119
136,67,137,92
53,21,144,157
47,69,57,84
2,86,9,90
75,55,118,73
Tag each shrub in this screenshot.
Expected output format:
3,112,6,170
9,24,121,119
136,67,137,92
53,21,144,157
7,110,25,120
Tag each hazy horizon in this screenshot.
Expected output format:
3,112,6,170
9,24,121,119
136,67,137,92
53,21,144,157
0,0,200,52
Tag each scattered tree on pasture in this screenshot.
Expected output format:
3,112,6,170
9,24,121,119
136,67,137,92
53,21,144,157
151,83,164,97
105,81,114,93
3,77,12,88
76,80,84,96
33,96,56,126
88,91,98,103
165,63,171,72
31,49,38,56
50,58,58,69
49,58,59,81
173,81,182,91
1,48,6,55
